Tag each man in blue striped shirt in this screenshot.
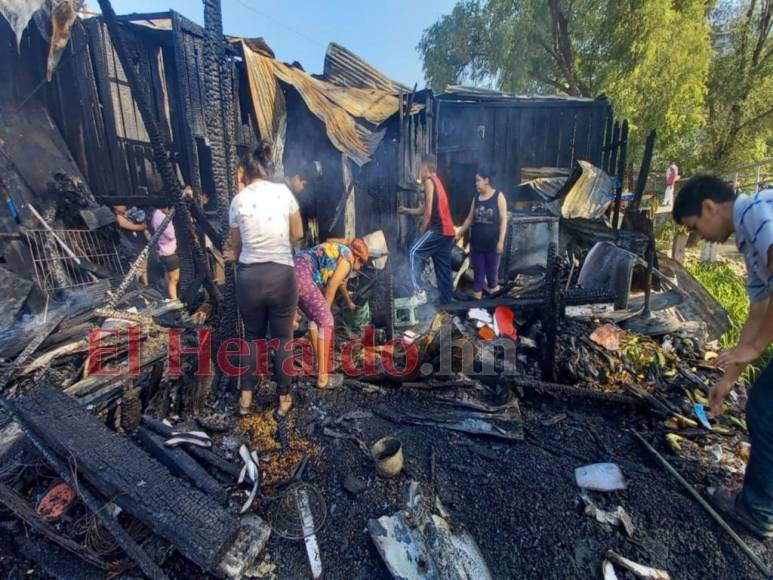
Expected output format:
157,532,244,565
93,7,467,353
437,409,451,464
674,174,773,538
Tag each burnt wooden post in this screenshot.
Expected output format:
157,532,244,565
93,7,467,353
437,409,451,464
135,426,227,504
608,122,620,181
95,0,220,305
601,109,614,174
142,415,241,478
611,120,629,229
629,129,656,216
540,245,561,382
203,0,239,389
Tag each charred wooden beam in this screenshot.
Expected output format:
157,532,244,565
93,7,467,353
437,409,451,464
142,415,241,479
135,426,227,504
611,120,629,230
188,201,222,249
0,311,67,392
509,377,643,406
629,129,656,217
12,388,238,572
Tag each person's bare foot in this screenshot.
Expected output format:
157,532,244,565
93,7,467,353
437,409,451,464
277,394,293,416
317,374,343,390
238,390,253,416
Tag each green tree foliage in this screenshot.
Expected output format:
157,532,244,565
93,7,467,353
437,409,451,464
702,0,773,170
418,0,772,172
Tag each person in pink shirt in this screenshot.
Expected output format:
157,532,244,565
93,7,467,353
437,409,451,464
151,207,179,300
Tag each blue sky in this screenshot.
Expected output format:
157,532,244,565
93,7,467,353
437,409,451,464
109,0,458,87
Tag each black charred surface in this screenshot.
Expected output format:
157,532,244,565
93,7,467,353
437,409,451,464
135,426,227,504
248,384,773,580
13,388,238,571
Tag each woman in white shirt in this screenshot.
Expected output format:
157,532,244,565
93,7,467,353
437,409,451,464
226,140,303,416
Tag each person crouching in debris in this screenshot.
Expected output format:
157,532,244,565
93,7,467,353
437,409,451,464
225,140,304,416
293,239,369,389
454,165,508,299
399,154,456,304
673,174,773,539
150,206,180,301
113,205,150,286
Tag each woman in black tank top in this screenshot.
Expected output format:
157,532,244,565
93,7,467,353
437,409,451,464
455,165,508,299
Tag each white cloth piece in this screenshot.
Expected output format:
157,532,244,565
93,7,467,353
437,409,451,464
467,308,492,325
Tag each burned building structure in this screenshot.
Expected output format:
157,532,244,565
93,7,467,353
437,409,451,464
2,3,764,580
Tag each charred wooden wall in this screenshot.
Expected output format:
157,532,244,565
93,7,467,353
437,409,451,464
39,12,255,207
282,85,406,251
435,96,611,220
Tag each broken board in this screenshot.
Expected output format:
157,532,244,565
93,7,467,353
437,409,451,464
657,255,731,341
13,388,238,572
0,265,32,327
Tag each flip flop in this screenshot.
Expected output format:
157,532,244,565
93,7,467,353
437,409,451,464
317,374,344,390
494,305,517,341
277,395,294,417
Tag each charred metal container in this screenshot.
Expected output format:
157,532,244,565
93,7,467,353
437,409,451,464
499,213,560,281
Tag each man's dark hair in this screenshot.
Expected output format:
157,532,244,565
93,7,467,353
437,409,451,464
285,158,316,182
672,174,735,224
421,154,438,172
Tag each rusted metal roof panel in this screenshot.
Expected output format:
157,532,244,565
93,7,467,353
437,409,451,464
242,42,403,166
323,42,409,93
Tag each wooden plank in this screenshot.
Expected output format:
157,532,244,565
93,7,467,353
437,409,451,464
0,393,168,580
14,388,238,571
135,426,227,504
142,416,241,478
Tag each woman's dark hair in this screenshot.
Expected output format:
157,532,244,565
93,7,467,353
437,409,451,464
239,140,273,182
475,165,495,188
672,174,735,224
421,154,438,172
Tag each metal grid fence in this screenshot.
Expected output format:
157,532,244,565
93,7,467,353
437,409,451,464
25,229,124,296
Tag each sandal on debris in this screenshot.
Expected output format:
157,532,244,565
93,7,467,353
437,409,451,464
277,395,294,417
317,374,344,390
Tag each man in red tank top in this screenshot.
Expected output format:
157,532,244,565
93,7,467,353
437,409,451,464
399,154,456,304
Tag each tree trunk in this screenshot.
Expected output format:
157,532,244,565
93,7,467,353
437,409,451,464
700,241,719,262
547,0,586,97
671,233,688,265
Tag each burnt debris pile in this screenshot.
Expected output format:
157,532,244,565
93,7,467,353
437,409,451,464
0,2,770,580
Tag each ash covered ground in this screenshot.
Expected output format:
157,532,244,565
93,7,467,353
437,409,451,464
175,385,773,578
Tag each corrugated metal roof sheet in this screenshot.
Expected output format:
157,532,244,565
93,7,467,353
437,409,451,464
323,42,409,93
242,42,399,166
